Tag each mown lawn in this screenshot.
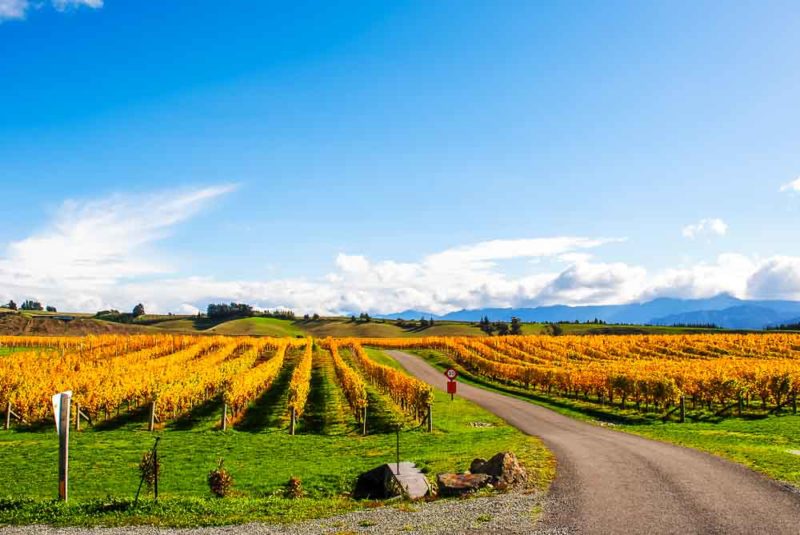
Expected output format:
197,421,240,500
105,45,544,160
0,349,553,527
411,348,800,487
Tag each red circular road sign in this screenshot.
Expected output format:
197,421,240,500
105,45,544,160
445,368,458,381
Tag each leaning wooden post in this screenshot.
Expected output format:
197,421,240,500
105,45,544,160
4,402,10,430
148,401,156,432
221,403,228,431
289,407,296,435
75,402,81,432
679,395,686,423
426,405,433,433
58,392,71,502
738,394,744,417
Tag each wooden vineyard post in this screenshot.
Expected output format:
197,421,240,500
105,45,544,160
395,426,401,475
57,392,71,502
221,403,228,431
362,406,367,436
149,401,156,432
4,402,10,430
679,395,686,423
738,395,744,417
75,402,81,432
153,444,159,501
289,407,296,435
426,405,433,433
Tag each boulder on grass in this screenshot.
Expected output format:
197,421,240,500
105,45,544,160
469,458,487,473
436,473,492,496
470,451,527,489
354,462,430,500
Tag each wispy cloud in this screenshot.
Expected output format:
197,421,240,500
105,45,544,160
682,218,728,239
0,0,102,22
0,185,236,311
779,177,800,193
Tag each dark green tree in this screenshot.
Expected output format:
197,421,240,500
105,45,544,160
132,303,146,317
510,317,523,335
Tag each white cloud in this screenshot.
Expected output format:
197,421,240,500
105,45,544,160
0,0,101,21
6,187,800,315
52,0,103,10
747,257,800,300
682,218,728,239
0,0,27,20
0,185,236,311
779,177,800,193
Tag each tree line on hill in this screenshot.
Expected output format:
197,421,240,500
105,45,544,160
766,322,800,331
2,299,57,313
478,316,523,335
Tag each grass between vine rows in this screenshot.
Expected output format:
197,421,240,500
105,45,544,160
0,349,553,527
410,349,800,486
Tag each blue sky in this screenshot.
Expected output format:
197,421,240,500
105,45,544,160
2,0,800,314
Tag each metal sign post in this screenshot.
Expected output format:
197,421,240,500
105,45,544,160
444,368,458,400
52,391,72,502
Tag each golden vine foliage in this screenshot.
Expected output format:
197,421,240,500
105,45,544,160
343,340,433,421
5,332,800,423
361,333,800,410
287,338,314,418
323,339,367,419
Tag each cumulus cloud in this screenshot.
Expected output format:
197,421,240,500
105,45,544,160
779,177,800,193
0,0,101,21
747,257,800,300
682,218,728,239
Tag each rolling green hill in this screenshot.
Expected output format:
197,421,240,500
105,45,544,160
208,317,306,337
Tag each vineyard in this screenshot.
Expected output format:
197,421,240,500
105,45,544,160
0,334,433,433
360,333,800,417
3,333,800,429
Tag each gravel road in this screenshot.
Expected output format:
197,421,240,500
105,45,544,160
387,350,800,534
1,492,552,535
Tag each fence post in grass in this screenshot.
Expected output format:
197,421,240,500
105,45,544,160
793,393,797,415
4,402,10,430
679,395,686,423
148,401,156,432
153,442,159,502
75,402,80,432
290,407,296,435
738,394,744,417
58,392,71,502
426,405,433,433
221,403,228,431
362,406,367,436
396,426,401,475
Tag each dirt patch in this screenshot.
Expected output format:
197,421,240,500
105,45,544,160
0,314,150,336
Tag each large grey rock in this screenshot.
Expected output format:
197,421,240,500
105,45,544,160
354,462,431,500
470,451,527,489
436,472,492,496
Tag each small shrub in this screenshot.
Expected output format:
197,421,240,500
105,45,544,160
138,451,160,492
208,458,234,497
284,476,304,499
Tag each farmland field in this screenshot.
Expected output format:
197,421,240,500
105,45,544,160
3,332,800,526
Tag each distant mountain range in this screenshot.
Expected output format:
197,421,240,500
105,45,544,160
378,294,800,330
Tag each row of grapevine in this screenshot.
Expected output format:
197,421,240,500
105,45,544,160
324,339,367,421
287,339,314,422
342,340,433,422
